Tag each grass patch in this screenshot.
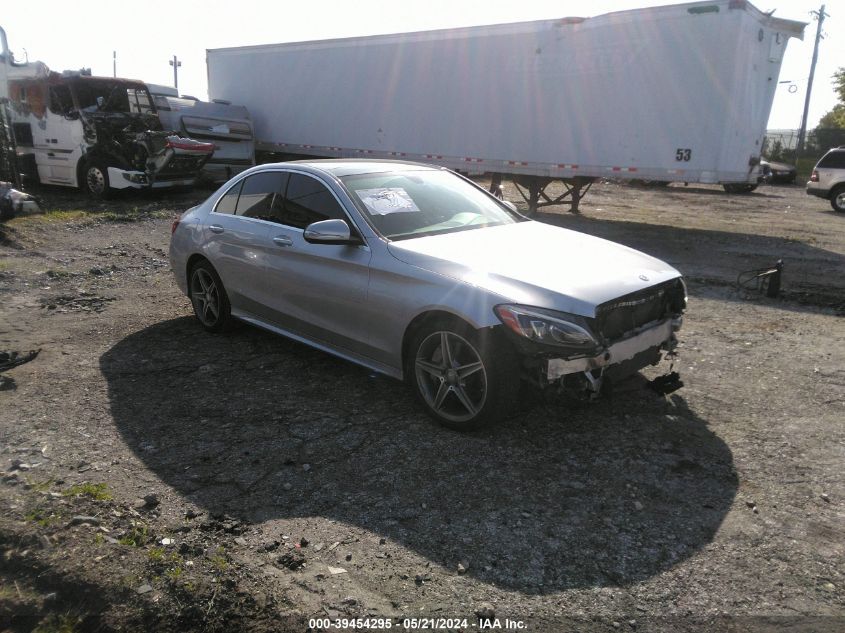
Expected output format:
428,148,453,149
22,210,91,224
100,207,171,223
63,482,112,501
25,508,60,528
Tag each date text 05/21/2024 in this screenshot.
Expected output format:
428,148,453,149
307,617,528,630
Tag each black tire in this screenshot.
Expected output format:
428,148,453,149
722,183,757,194
830,185,845,213
406,319,519,431
83,160,113,199
188,260,234,333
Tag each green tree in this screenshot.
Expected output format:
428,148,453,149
816,68,845,129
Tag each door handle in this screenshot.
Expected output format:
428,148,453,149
273,235,293,247
209,224,224,234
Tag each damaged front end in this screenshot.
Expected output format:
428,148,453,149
82,111,214,191
497,277,687,400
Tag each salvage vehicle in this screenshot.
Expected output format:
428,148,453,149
147,84,255,184
807,147,845,213
760,158,797,184
206,0,804,211
5,68,214,197
169,160,687,430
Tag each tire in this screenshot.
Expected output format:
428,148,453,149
722,183,757,194
83,160,113,199
830,185,845,213
406,319,519,431
188,260,234,333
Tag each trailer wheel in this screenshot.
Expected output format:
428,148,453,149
84,161,113,199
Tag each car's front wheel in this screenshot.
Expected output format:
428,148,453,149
189,261,233,332
830,185,845,213
407,320,518,431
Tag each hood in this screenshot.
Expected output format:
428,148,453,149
387,221,682,317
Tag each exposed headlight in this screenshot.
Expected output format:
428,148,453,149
494,304,600,353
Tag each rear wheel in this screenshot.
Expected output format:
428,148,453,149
407,320,518,431
189,261,233,332
830,185,845,213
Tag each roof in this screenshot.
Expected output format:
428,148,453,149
265,159,443,178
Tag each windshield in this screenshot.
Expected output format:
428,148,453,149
340,170,523,240
73,80,155,114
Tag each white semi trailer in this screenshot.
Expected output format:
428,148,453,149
207,0,804,211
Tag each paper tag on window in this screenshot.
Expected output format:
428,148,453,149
357,188,420,215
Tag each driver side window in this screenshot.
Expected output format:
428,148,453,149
280,173,348,230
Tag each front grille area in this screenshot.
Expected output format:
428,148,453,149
159,156,206,175
593,278,685,342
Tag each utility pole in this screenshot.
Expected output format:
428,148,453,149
169,55,182,94
113,51,116,78
796,4,828,158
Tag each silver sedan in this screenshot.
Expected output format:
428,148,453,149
169,160,686,430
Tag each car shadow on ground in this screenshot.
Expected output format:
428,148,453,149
102,317,738,594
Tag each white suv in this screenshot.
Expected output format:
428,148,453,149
807,147,845,213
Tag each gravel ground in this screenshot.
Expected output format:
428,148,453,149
0,179,843,632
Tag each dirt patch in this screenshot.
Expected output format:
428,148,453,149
1,181,843,632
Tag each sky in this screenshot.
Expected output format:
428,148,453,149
1,0,840,130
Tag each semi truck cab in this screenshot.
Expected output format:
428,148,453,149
7,70,214,197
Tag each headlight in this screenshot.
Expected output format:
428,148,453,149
494,304,600,353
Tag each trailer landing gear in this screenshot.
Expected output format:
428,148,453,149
510,175,595,215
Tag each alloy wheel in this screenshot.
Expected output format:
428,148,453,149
414,330,488,423
190,267,221,327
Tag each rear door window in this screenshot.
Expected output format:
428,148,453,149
818,151,845,169
236,171,288,222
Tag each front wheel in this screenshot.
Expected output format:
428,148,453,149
830,185,845,213
407,320,518,431
83,160,112,199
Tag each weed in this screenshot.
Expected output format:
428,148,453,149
165,566,183,581
118,523,150,547
25,508,59,528
33,612,83,633
148,546,165,561
209,546,228,571
93,533,104,545
26,477,55,493
44,269,75,279
63,482,112,501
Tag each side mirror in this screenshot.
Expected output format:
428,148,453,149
96,96,105,109
501,200,518,213
303,218,362,246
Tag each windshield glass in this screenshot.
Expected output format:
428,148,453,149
340,170,523,240
74,80,154,114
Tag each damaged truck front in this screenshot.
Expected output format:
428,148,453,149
8,71,214,197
